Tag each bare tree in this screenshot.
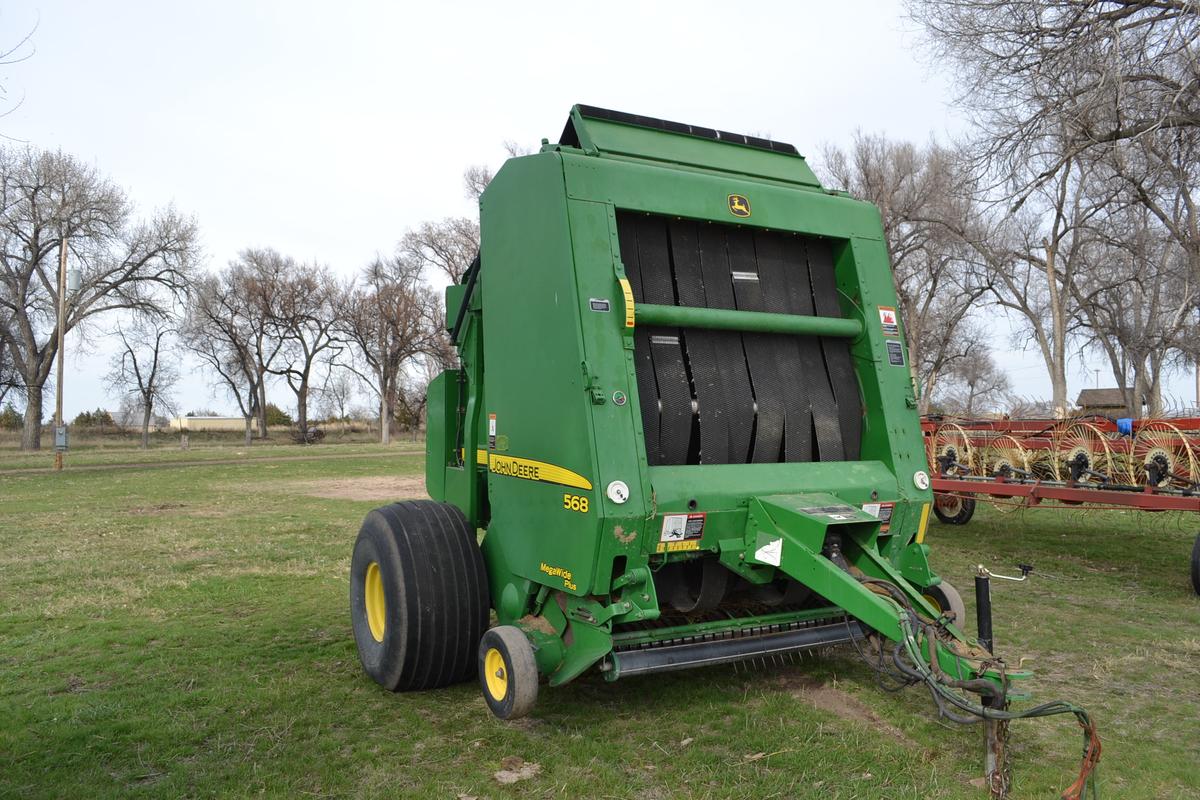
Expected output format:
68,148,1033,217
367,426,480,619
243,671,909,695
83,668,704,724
263,260,343,439
907,1,1200,204
338,255,440,444
463,140,533,202
0,310,19,405
820,134,992,411
106,317,179,448
315,365,356,423
1074,200,1198,415
0,146,197,449
398,218,479,284
933,344,1012,416
182,272,262,445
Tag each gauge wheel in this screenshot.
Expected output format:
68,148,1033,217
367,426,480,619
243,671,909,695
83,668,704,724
478,625,539,720
933,494,976,525
922,579,968,627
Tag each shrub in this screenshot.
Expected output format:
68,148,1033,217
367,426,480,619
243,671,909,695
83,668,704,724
0,402,21,430
264,403,293,426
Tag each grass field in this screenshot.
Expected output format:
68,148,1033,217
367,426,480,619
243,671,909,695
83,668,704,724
2,443,1198,798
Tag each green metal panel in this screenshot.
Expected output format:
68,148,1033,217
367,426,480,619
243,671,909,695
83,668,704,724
565,106,822,187
454,106,956,687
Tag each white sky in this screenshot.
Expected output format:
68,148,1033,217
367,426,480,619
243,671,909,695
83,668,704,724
3,0,1191,418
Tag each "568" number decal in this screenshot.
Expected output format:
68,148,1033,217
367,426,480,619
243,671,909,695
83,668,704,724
562,493,590,513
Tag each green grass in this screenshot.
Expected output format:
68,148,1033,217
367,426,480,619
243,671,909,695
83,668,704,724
1,451,1198,798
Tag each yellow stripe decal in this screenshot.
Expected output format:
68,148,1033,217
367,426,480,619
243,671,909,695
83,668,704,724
618,277,635,328
488,454,593,491
915,502,931,544
476,448,488,465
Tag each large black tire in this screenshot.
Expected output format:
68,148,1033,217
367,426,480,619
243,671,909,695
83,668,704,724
933,495,976,525
1191,533,1200,597
923,579,968,627
479,625,539,719
350,501,489,691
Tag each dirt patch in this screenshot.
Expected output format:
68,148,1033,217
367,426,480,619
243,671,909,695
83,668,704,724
774,673,922,749
290,476,428,501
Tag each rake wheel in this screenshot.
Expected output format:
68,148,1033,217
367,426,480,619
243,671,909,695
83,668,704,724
981,434,1030,513
1052,421,1118,484
1130,420,1199,488
931,422,975,476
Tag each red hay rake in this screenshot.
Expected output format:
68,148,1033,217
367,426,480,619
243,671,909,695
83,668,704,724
923,415,1200,595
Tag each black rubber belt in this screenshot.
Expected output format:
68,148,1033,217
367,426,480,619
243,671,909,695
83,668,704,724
807,239,863,459
669,220,733,464
617,219,662,464
726,228,786,463
634,215,693,466
752,231,816,463
696,226,755,464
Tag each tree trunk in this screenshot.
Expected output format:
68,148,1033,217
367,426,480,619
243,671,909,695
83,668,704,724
1043,240,1069,418
21,383,43,450
256,373,269,438
244,416,253,446
296,382,308,438
380,395,391,446
141,403,153,449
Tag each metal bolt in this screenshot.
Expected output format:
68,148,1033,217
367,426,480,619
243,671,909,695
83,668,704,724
495,668,505,679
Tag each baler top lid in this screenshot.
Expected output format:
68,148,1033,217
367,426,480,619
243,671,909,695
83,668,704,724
557,104,821,187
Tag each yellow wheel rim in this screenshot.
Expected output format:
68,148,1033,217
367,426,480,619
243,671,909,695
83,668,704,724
484,647,508,701
923,593,943,614
364,562,386,643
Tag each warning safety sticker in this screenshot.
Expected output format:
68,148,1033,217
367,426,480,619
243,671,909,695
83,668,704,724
878,306,900,336
861,501,895,533
660,512,706,543
886,340,905,366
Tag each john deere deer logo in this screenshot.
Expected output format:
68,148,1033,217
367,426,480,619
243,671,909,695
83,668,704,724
728,194,751,218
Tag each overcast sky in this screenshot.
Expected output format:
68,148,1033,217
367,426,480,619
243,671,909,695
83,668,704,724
4,0,1191,419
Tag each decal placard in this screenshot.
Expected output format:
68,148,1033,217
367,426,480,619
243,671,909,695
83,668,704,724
486,453,593,490
886,340,905,366
861,501,895,533
657,540,700,553
878,306,899,337
618,277,635,328
589,298,611,312
488,413,497,449
728,194,751,218
660,512,706,543
754,537,783,566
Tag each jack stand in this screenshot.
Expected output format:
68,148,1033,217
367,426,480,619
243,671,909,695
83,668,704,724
976,566,1006,798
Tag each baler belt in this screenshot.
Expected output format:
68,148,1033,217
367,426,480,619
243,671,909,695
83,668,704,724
671,221,740,464
616,212,862,465
807,240,862,460
752,232,816,462
726,229,787,463
632,215,692,466
696,225,756,463
617,222,662,464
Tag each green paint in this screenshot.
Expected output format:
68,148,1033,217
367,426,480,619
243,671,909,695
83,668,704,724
423,105,997,690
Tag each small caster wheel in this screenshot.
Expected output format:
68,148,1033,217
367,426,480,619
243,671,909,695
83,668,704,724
922,579,967,627
479,625,538,720
933,495,976,525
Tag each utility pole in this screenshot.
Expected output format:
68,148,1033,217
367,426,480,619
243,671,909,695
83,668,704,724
54,235,68,471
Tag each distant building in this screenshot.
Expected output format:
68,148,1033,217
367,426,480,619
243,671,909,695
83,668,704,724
1075,388,1135,416
170,415,249,432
